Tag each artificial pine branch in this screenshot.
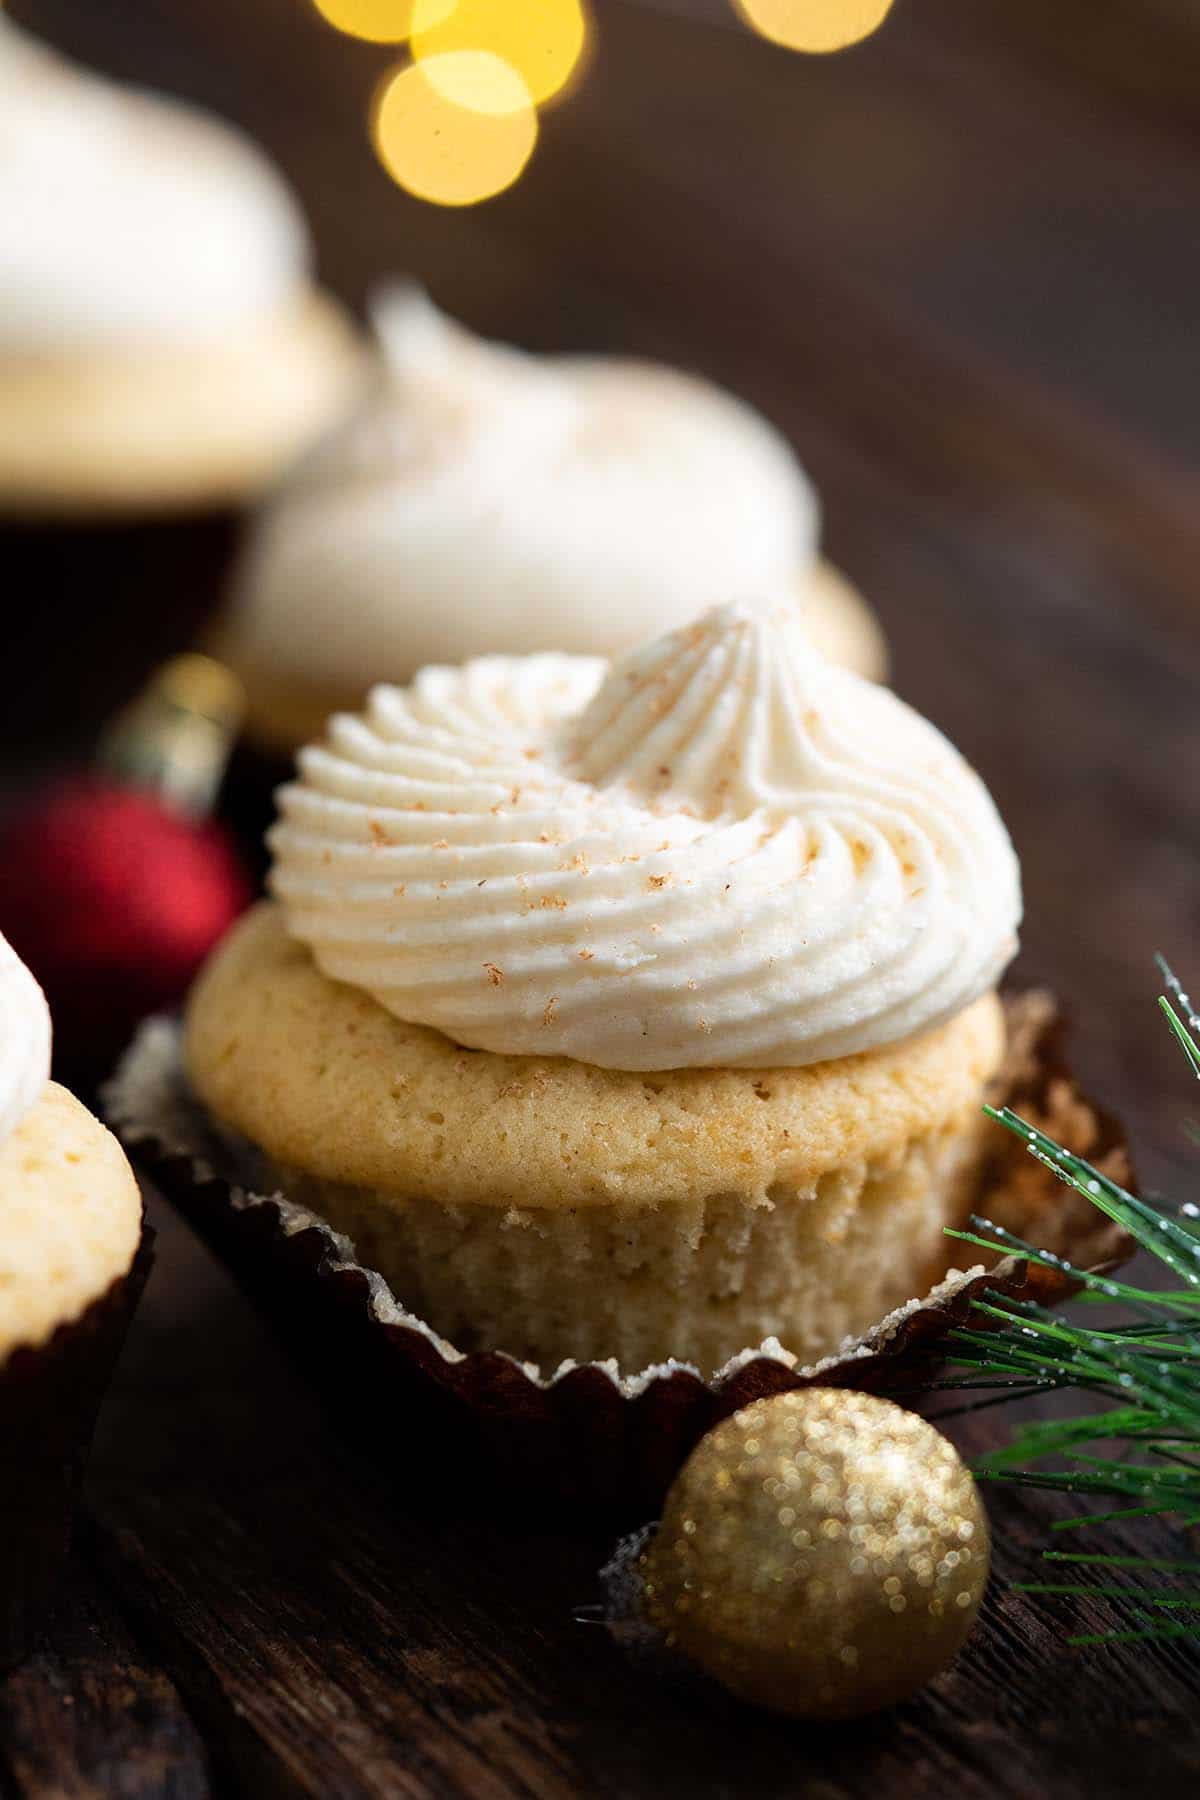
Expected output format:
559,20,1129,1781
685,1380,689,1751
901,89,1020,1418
945,963,1200,1645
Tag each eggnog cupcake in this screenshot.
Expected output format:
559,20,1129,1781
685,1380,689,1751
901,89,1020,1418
216,289,886,756
185,601,1018,1376
0,17,359,514
0,935,146,1665
0,17,361,740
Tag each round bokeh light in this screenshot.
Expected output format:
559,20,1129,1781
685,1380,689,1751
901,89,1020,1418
310,0,453,45
372,52,538,207
411,0,589,108
735,0,895,54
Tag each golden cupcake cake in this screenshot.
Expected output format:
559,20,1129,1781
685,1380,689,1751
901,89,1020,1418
185,600,1019,1376
215,289,887,756
0,16,360,514
0,933,146,1666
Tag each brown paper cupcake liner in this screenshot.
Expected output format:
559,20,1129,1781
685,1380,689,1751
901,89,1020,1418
0,1224,153,1668
104,993,1131,1517
1,514,238,760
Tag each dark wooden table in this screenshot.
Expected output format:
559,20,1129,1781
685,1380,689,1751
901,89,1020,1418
4,1,1200,1792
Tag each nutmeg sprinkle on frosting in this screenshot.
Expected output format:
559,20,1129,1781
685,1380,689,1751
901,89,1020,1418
269,603,1020,1070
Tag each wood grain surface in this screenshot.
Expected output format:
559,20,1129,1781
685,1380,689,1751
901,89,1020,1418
3,1,1200,1792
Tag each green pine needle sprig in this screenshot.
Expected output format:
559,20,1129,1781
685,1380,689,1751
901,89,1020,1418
942,960,1200,1646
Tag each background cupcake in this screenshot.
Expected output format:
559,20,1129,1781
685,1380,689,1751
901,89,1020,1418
184,600,1019,1378
0,15,362,758
0,933,147,1666
214,287,887,765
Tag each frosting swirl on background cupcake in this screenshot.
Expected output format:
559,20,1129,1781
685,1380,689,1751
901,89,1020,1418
270,604,1021,1070
0,16,310,351
225,288,824,695
0,933,51,1144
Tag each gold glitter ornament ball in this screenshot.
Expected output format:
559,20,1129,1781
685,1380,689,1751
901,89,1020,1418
639,1389,989,1720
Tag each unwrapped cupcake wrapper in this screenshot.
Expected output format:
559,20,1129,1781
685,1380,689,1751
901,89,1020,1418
0,1224,153,1668
104,994,1131,1516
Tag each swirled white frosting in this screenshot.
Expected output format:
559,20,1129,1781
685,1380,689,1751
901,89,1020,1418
0,17,310,352
226,288,820,693
269,603,1020,1070
0,933,51,1144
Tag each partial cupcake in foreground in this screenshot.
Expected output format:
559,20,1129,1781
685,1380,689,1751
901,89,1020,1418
0,934,147,1666
0,16,362,742
214,289,887,758
185,600,1018,1377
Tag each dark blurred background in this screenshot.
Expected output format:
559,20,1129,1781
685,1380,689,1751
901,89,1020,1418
14,0,1200,443
6,0,1200,1192
3,15,1200,1786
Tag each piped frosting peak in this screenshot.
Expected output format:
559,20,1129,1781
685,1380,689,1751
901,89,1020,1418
227,291,819,690
0,15,309,352
269,604,1021,1070
0,934,50,1143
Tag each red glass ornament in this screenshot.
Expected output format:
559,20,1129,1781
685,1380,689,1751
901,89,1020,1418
0,776,252,1079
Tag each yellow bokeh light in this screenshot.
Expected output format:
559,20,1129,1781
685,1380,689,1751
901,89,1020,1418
411,0,589,109
310,0,453,45
734,0,894,54
372,53,537,207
